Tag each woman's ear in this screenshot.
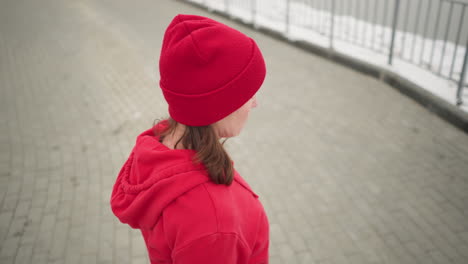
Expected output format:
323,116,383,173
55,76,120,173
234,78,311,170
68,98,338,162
252,96,258,108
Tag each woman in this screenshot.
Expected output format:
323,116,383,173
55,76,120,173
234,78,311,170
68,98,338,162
110,14,269,263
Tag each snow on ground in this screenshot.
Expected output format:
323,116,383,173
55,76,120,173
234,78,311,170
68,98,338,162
186,0,468,112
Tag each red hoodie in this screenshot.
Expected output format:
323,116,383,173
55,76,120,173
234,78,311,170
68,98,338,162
110,121,269,263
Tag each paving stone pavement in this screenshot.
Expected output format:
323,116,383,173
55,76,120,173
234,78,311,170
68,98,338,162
1,0,468,263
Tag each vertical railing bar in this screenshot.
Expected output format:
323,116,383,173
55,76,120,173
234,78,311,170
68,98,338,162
331,0,336,49
326,0,329,36
323,0,331,35
371,0,378,51
323,0,327,34
316,0,320,33
313,0,316,31
322,0,326,35
297,0,304,25
420,0,432,65
301,0,307,27
429,0,443,70
310,0,314,31
303,0,307,29
450,4,465,79
410,0,423,62
337,0,342,40
343,0,346,40
356,0,362,45
400,0,410,59
302,0,306,28
307,0,317,30
361,0,366,46
314,0,317,31
342,0,346,40
363,0,369,48
354,0,359,45
328,0,331,36
368,0,372,48
438,1,454,74
456,26,468,106
382,0,390,52
346,0,351,41
349,0,354,43
318,0,322,34
251,0,256,25
314,0,321,34
351,0,355,43
286,0,290,35
389,0,400,65
225,0,229,12
327,0,330,34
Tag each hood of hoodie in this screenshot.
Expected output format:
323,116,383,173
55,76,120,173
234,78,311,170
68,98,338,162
110,120,258,230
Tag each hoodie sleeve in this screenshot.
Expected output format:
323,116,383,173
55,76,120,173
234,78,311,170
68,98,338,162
172,232,251,264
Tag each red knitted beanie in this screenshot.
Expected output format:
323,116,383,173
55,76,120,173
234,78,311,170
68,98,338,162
159,14,266,126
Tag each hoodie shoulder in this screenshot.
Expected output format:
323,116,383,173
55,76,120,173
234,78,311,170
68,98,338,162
161,173,264,254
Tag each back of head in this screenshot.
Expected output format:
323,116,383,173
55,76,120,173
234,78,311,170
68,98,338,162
159,14,266,126
155,14,267,185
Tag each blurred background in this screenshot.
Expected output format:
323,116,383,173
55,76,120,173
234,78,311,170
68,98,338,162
1,0,468,263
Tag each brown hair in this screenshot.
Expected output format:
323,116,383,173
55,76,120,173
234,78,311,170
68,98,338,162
152,118,234,186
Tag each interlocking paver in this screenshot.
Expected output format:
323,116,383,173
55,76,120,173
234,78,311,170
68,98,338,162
0,236,20,258
14,243,33,264
1,0,468,263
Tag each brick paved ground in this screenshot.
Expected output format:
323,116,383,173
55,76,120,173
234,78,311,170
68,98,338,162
1,0,468,263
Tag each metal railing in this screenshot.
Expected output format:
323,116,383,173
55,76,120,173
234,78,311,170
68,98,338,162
189,0,468,106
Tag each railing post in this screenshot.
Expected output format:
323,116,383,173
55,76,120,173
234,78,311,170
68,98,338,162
430,0,443,70
457,38,468,106
285,0,290,35
450,5,466,79
438,1,454,74
388,0,400,65
251,0,256,26
330,0,336,50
